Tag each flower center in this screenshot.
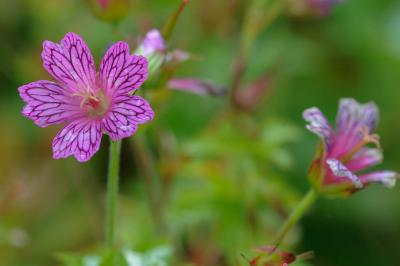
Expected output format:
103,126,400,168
73,90,109,117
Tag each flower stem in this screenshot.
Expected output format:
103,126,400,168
162,0,190,41
272,188,318,248
106,139,122,249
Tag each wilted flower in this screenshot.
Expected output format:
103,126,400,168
86,0,130,22
167,78,226,96
303,98,398,196
19,32,154,162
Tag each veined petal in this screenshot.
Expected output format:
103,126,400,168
346,148,383,172
336,98,379,132
360,171,398,188
52,119,102,162
326,159,363,189
18,80,81,127
303,107,334,148
333,99,379,157
102,95,154,140
99,42,148,96
42,32,97,92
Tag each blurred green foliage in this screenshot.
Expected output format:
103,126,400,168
1,0,400,265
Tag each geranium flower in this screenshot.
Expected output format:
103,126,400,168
303,98,397,196
19,32,154,162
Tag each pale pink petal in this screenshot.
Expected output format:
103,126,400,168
303,107,334,148
326,159,363,189
360,171,398,188
346,148,382,172
52,119,102,162
99,42,148,96
167,78,226,96
18,80,82,127
102,95,154,140
138,29,166,57
42,32,96,92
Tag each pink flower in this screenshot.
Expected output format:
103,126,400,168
19,32,154,162
303,99,397,196
138,29,166,57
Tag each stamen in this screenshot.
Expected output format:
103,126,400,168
342,126,381,162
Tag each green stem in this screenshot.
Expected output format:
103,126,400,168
162,0,190,41
106,139,122,248
272,188,318,248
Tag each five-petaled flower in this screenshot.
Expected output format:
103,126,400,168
303,98,398,197
18,32,154,162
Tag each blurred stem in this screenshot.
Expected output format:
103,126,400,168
231,0,282,107
272,189,317,248
106,139,122,249
162,0,190,41
129,135,163,230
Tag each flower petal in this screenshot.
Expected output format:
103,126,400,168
99,42,148,96
346,148,383,172
18,80,82,127
303,107,334,148
336,98,379,133
102,95,154,140
138,29,166,57
52,119,102,162
326,159,363,189
167,78,227,96
360,171,398,188
42,32,97,91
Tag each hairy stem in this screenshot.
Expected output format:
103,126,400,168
106,139,122,248
272,188,318,248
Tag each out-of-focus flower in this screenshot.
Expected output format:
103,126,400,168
248,246,313,266
137,29,166,57
232,73,273,112
136,29,167,77
86,0,130,22
19,32,154,162
303,98,398,197
286,0,342,18
167,78,226,96
136,29,190,77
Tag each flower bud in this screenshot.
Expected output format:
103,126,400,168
136,29,166,77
